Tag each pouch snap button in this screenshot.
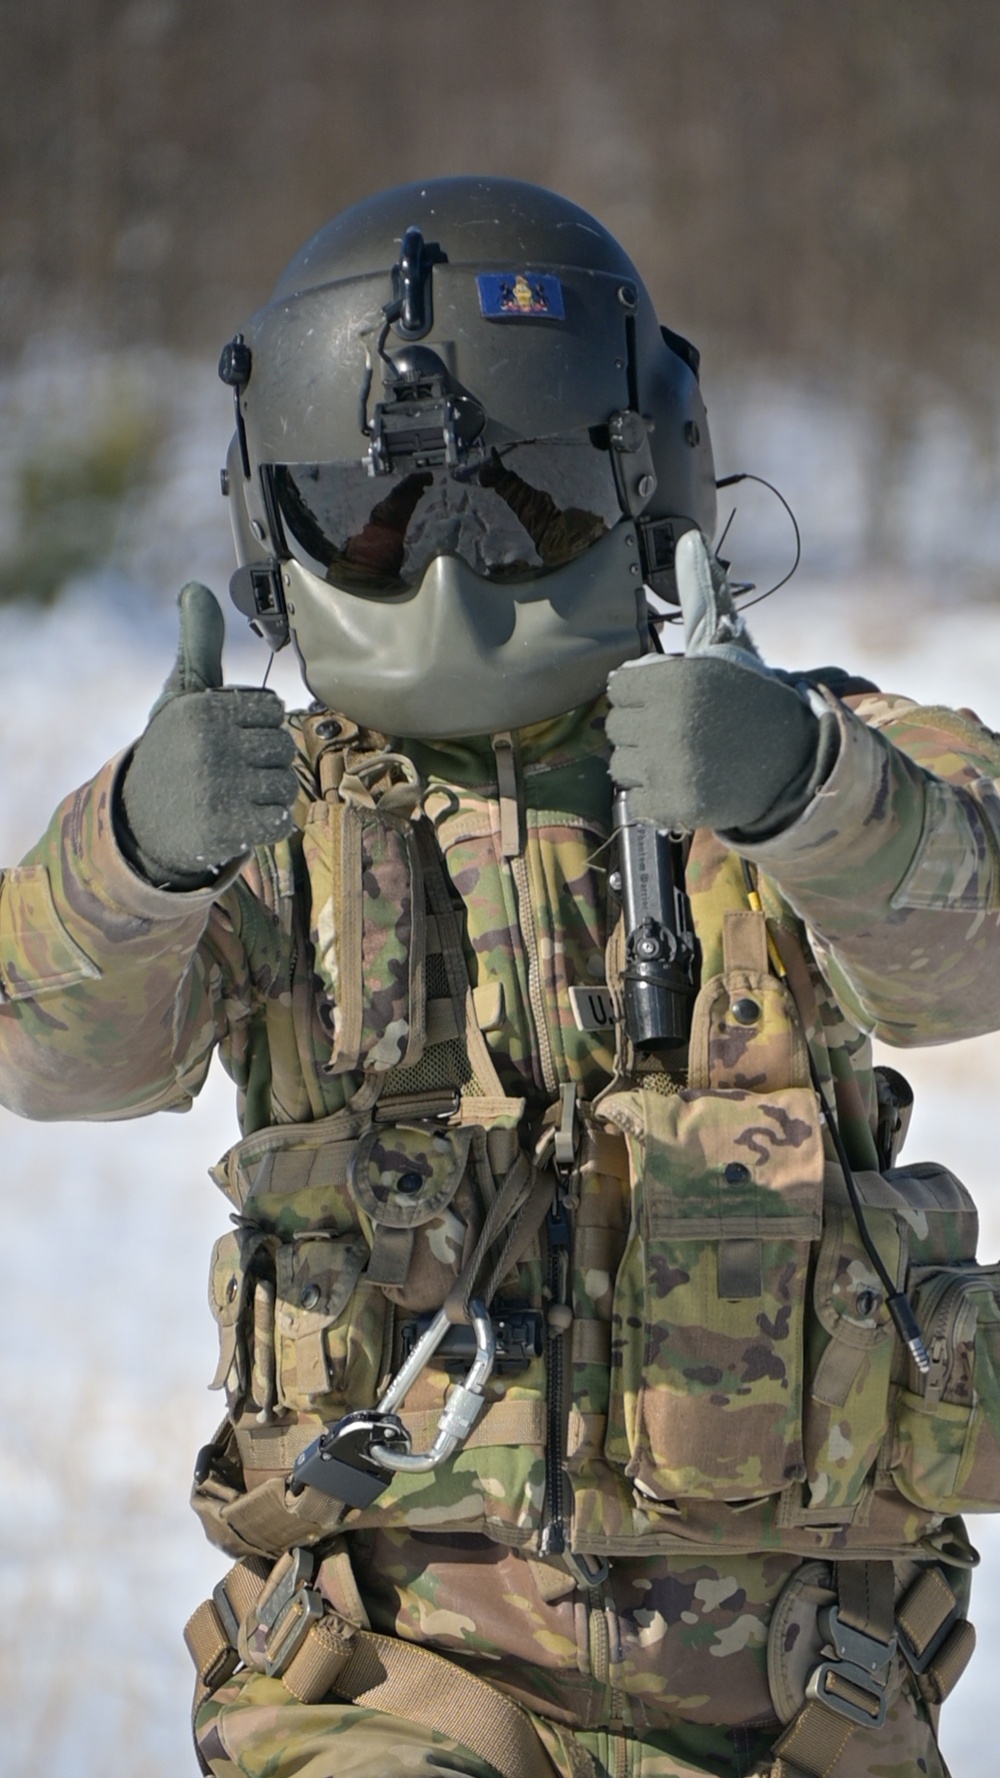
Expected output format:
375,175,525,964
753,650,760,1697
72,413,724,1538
397,1171,424,1194
299,1284,321,1310
731,997,760,1025
724,1161,751,1184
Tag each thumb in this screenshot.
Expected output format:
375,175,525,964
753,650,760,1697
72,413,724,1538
152,582,225,714
676,529,766,668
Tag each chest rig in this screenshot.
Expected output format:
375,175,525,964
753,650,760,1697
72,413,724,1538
192,711,1000,1584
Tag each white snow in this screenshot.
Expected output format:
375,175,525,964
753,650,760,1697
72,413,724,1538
2,423,1000,1773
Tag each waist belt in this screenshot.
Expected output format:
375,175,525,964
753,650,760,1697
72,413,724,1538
184,1547,562,1778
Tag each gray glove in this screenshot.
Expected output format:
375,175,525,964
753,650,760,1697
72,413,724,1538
118,582,298,888
606,532,837,838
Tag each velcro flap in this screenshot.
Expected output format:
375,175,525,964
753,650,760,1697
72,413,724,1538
208,1228,271,1392
275,1234,368,1340
349,1123,474,1228
601,1085,824,1242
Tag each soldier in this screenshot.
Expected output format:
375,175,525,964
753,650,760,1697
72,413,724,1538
1,177,998,1778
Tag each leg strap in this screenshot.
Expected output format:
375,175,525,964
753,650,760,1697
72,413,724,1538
185,1547,560,1778
770,1560,975,1778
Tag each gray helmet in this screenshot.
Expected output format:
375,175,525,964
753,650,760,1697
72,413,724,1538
220,176,716,738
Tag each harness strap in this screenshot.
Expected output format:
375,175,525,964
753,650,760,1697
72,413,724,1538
186,1551,558,1778
769,1561,974,1778
491,731,524,859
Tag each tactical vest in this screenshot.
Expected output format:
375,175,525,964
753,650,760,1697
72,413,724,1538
192,713,1000,1575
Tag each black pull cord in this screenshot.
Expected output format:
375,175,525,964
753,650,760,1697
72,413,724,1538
739,859,930,1374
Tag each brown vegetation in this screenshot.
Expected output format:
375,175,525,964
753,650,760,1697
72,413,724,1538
2,0,999,569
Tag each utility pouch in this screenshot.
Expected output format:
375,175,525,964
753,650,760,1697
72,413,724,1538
892,1262,1000,1513
600,1083,824,1502
274,1233,385,1415
208,1227,275,1412
803,1183,901,1514
301,794,426,1077
348,1120,478,1311
804,1158,980,1517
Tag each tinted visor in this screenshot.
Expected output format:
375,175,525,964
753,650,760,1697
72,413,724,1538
271,433,622,593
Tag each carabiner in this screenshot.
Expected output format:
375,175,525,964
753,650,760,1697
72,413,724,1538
369,1298,496,1473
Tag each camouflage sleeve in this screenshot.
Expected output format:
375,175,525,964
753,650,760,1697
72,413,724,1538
0,751,247,1120
739,690,1000,1045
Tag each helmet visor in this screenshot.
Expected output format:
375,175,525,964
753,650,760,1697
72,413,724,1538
270,432,622,594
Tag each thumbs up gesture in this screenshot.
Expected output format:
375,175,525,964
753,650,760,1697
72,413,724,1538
119,583,298,887
606,532,832,838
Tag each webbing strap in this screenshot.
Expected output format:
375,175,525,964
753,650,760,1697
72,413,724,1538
184,1597,240,1703
770,1561,972,1778
772,1703,855,1777
721,907,770,974
188,1556,557,1778
837,1560,895,1644
896,1565,957,1663
896,1566,977,1707
924,1619,977,1705
491,732,524,859
311,1624,556,1778
444,1146,543,1321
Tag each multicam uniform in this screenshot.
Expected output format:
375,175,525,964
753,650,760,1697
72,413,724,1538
2,682,1000,1778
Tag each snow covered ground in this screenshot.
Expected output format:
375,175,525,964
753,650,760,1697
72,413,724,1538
2,392,1000,1773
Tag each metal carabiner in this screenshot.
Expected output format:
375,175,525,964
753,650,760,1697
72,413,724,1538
369,1298,496,1473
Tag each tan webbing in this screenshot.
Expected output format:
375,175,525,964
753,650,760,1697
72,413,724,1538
184,1598,240,1705
837,1559,895,1642
491,731,524,859
771,1702,855,1777
301,1623,556,1778
770,1561,972,1778
188,1557,557,1778
896,1566,977,1707
721,907,770,974
896,1566,956,1661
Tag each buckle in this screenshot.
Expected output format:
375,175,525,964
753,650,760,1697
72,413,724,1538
250,1549,326,1679
805,1605,897,1730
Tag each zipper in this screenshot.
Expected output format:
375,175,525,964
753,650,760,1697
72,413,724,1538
909,1268,982,1404
539,1187,571,1556
510,848,559,1098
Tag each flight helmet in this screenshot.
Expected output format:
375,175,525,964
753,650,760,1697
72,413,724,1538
220,175,716,737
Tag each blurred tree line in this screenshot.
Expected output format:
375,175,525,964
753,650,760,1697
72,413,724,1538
2,0,1000,570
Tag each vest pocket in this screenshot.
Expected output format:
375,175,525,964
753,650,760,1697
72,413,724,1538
803,1200,899,1512
274,1233,387,1414
600,1085,824,1502
891,1264,1000,1513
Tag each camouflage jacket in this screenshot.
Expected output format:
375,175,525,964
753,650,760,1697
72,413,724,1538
2,683,1000,1726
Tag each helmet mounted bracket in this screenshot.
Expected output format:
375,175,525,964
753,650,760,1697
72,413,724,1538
391,226,446,340
229,465,290,651
609,409,657,519
230,558,290,652
218,333,253,478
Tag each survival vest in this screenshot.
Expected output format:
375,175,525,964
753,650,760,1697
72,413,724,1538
191,713,1000,1575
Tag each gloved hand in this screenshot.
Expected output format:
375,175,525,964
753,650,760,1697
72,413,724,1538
606,531,837,838
118,582,298,888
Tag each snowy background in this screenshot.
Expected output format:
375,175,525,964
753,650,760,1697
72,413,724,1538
1,363,1000,1776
